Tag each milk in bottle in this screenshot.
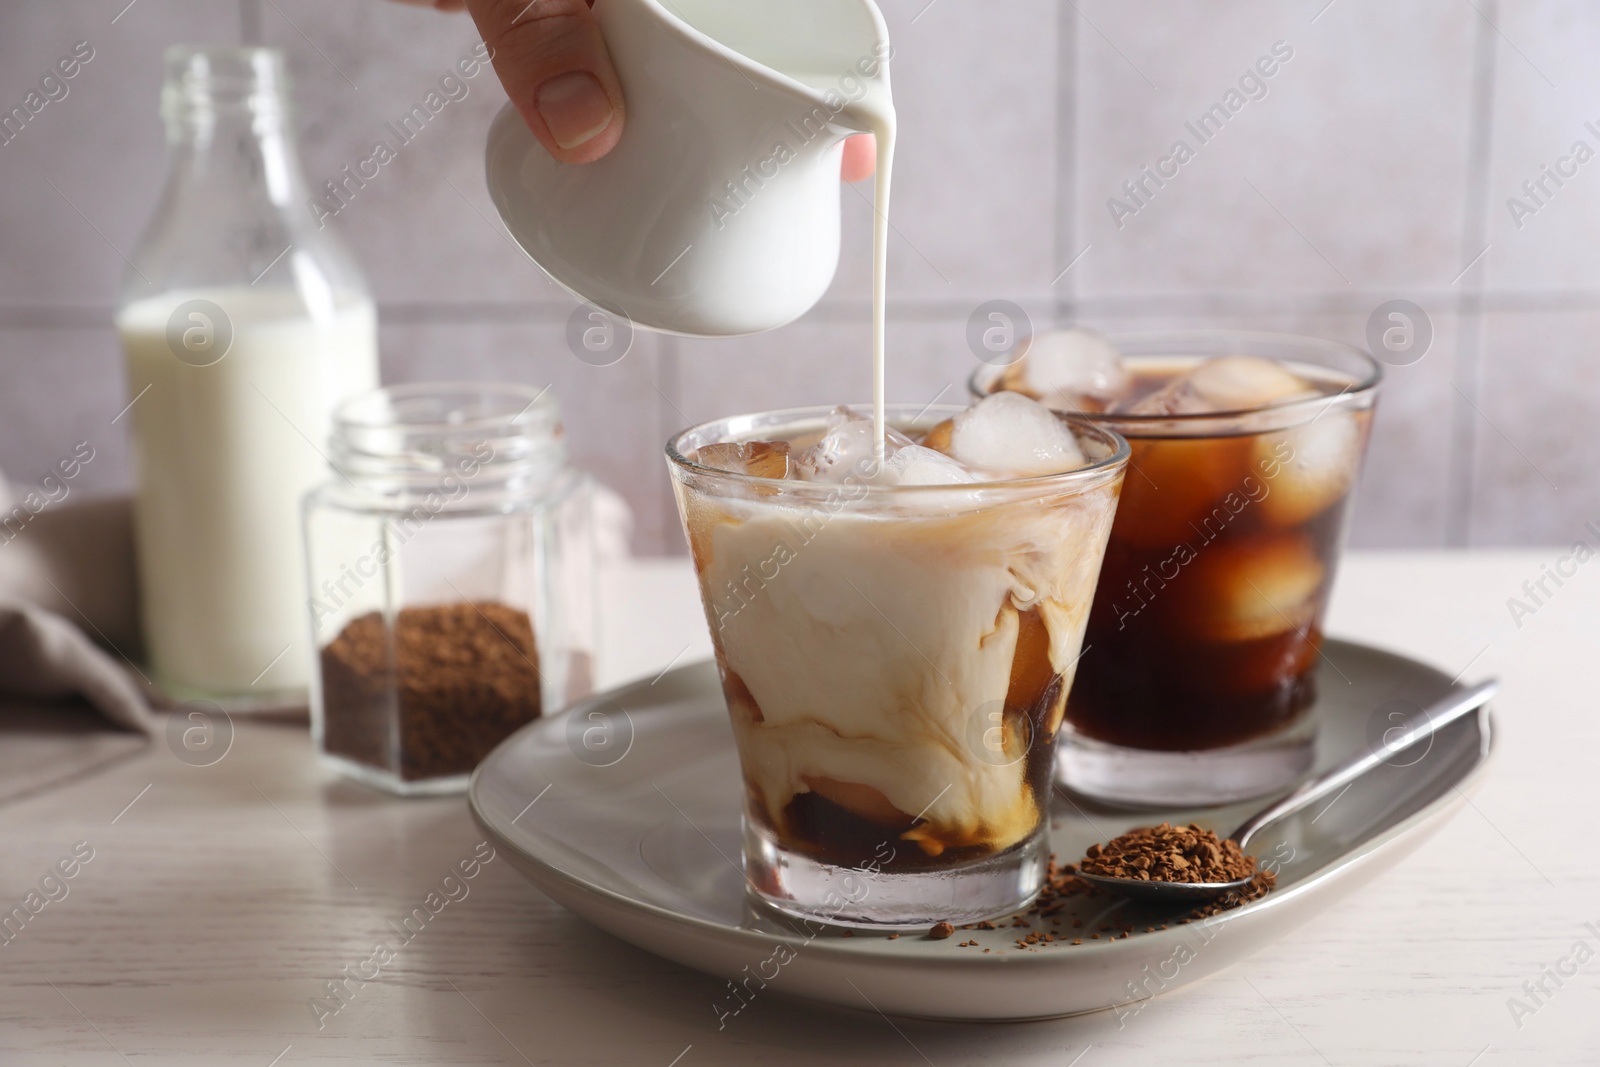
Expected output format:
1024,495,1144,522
117,47,378,703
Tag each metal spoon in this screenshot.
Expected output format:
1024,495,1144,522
1072,679,1500,903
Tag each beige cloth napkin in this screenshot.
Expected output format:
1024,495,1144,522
0,493,144,654
0,490,155,804
0,602,157,804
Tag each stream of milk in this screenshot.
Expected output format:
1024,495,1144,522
792,73,896,461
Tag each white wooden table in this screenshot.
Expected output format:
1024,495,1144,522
1,553,1596,1065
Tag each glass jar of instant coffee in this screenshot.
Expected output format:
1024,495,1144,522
303,383,595,795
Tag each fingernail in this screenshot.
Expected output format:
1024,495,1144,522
537,71,614,150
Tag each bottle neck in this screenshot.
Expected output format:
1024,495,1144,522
122,46,368,309
161,48,307,208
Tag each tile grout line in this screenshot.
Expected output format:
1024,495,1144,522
240,0,262,45
1053,0,1081,328
656,334,685,557
1445,0,1502,549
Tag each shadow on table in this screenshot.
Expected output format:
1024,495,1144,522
0,700,150,807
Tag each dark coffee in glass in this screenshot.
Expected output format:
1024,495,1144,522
974,330,1380,805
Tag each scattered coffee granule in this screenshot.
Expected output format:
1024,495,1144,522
1186,868,1278,918
1080,823,1259,884
1034,859,1094,908
928,922,955,940
886,933,900,940
320,603,541,781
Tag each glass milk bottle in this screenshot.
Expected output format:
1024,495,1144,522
116,47,378,706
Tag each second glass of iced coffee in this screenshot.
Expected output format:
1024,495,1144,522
974,329,1382,807
668,397,1128,927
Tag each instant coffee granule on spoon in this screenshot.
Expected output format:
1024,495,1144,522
1077,822,1279,920
907,825,1278,944
1079,822,1259,884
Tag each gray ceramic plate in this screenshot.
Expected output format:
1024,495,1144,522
469,641,1494,1021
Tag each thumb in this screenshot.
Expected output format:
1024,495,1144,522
466,0,625,163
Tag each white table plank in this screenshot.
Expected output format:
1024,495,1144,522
0,553,1595,1065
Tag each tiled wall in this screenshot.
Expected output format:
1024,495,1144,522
2,0,1595,554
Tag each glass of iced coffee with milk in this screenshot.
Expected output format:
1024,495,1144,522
973,329,1381,807
667,397,1128,927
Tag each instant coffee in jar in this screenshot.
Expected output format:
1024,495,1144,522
303,383,596,795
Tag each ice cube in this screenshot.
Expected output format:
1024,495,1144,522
1125,356,1318,416
1010,328,1130,409
918,418,954,454
945,392,1087,477
1255,410,1366,526
1179,534,1325,642
792,406,921,485
883,443,979,486
695,440,793,479
792,407,877,483
1112,437,1258,549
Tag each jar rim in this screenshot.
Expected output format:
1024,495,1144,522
334,381,560,437
329,382,564,484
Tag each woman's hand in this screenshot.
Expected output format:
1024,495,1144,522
388,0,875,178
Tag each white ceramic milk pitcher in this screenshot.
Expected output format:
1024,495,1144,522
485,0,892,337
